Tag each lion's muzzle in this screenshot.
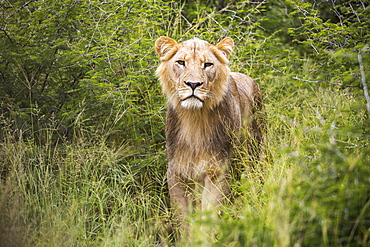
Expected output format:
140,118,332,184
185,81,203,90
180,81,205,109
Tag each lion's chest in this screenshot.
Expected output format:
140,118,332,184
166,106,237,179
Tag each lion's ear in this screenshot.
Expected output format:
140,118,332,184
155,36,178,58
216,37,234,59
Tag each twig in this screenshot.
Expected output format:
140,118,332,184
291,76,324,83
0,28,14,44
291,75,342,86
6,1,35,19
283,104,338,109
357,47,370,113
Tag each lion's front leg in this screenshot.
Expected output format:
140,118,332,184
167,169,191,235
201,174,229,213
201,161,230,212
196,172,229,242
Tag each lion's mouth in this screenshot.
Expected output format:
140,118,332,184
181,95,204,103
180,95,204,109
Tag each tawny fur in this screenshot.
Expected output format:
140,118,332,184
155,37,264,234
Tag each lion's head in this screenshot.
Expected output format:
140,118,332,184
155,37,234,110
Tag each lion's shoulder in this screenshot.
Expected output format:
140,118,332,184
231,72,260,98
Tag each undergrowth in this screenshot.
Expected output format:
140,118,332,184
1,66,368,246
1,0,369,246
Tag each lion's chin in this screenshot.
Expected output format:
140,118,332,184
180,97,204,109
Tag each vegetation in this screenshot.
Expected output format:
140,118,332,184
0,0,368,246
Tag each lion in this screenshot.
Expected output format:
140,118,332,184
155,36,265,235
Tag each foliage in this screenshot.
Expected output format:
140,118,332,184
0,0,170,147
0,0,369,246
288,0,370,107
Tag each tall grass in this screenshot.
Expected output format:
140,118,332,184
0,108,169,246
1,1,369,246
1,61,368,246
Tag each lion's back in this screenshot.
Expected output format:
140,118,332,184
230,72,262,115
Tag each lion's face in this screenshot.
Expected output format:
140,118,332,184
155,37,234,109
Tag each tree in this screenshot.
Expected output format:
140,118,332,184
288,0,370,112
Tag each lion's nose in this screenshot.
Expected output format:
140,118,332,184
185,81,203,90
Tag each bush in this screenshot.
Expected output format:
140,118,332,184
0,0,368,246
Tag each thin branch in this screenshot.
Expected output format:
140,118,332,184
349,3,361,23
357,48,370,113
6,1,35,19
0,28,14,44
291,76,324,83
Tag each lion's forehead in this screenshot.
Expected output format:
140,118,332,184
181,38,210,48
176,39,216,62
176,51,213,63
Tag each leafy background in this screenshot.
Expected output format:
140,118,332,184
0,0,369,246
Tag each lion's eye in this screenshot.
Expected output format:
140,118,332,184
204,62,213,68
176,60,185,66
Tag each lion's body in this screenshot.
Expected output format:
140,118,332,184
155,37,264,232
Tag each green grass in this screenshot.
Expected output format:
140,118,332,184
1,64,368,246
0,122,168,246
1,0,369,246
